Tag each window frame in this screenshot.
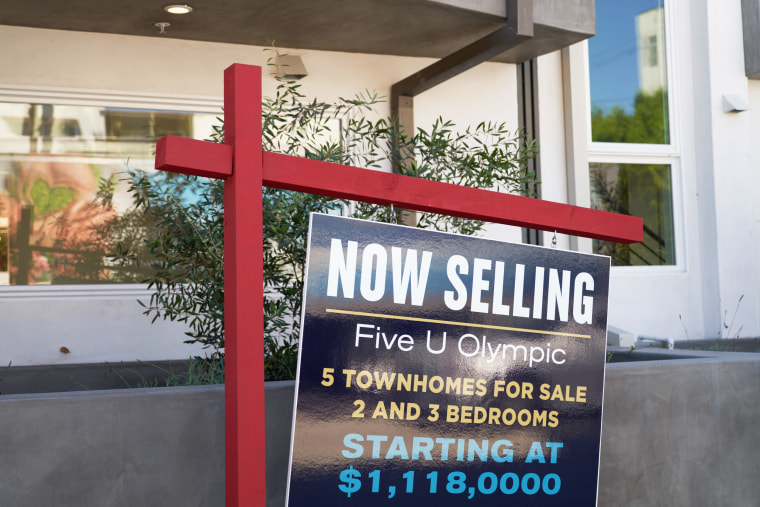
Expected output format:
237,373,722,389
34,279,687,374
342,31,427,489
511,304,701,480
586,153,686,274
586,0,685,273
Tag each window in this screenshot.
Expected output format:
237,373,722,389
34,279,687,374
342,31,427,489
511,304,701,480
590,1,669,145
590,162,675,265
587,0,678,266
647,35,658,67
0,102,216,285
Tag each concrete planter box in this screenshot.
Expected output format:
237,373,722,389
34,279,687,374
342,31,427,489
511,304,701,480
1,350,759,506
0,380,294,507
600,349,760,506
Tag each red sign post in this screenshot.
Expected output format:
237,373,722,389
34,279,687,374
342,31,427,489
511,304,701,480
155,63,642,507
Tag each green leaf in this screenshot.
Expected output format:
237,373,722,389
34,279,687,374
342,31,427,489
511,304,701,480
30,179,75,215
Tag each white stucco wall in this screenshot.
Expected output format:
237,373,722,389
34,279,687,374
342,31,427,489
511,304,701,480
750,79,760,318
601,0,760,342
536,51,571,250
0,25,516,131
0,24,522,365
701,0,760,339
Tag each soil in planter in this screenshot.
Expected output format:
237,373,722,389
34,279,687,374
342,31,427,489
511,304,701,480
0,360,191,395
676,337,760,352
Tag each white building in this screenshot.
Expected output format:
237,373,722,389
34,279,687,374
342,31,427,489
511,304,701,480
1,0,758,367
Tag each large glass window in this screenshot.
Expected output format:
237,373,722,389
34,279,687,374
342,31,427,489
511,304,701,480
0,102,216,285
590,162,675,266
588,0,678,267
589,0,669,144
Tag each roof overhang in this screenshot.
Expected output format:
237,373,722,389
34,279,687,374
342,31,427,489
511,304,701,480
0,0,594,63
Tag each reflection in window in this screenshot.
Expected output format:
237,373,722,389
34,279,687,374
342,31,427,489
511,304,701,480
589,0,669,144
0,217,8,285
590,162,675,266
0,102,216,285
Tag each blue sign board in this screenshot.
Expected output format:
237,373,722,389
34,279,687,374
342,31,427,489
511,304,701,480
286,214,610,506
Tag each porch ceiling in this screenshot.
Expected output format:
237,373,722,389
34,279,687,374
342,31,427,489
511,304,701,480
0,0,594,63
0,0,509,60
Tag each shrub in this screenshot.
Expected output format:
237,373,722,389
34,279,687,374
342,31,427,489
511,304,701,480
114,68,537,381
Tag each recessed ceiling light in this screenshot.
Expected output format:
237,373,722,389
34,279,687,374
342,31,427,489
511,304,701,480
163,4,193,14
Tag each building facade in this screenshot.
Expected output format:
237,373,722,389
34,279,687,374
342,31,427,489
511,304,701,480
1,0,758,366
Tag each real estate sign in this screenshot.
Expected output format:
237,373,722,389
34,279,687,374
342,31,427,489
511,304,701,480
286,213,610,506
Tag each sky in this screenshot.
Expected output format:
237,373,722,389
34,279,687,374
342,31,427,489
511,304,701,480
588,0,665,114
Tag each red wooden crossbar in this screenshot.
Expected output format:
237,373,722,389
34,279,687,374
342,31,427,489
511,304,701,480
157,135,643,244
155,63,642,507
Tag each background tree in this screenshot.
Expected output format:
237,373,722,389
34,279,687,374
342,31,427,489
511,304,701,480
591,88,669,144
